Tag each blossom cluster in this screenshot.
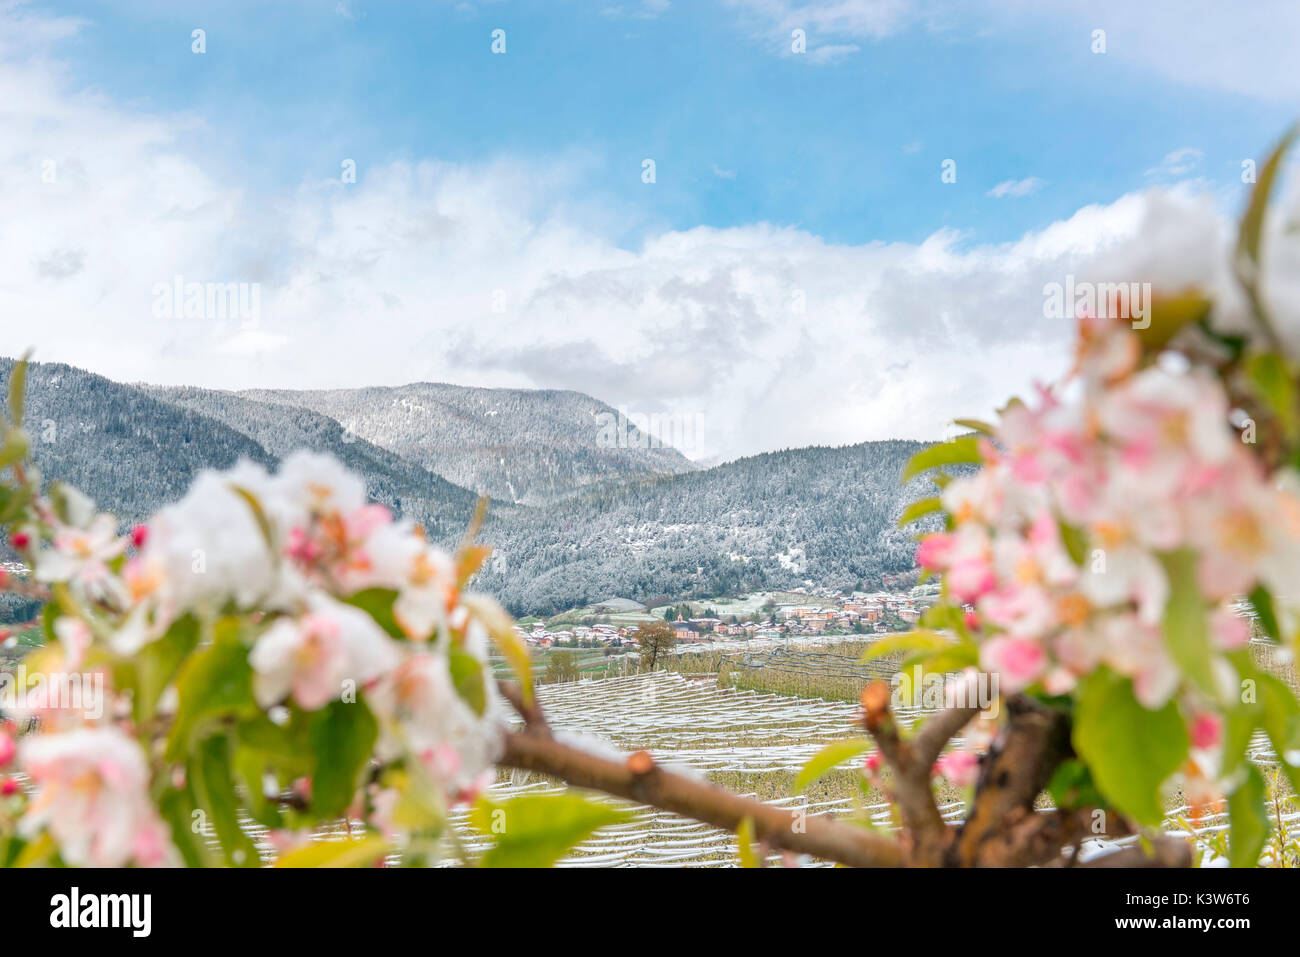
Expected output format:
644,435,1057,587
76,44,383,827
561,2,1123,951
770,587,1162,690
3,451,508,866
913,312,1300,798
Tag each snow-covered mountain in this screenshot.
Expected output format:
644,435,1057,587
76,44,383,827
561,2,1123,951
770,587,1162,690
235,383,697,506
3,359,933,616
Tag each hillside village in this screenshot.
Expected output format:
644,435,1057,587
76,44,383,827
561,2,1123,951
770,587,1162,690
512,586,938,653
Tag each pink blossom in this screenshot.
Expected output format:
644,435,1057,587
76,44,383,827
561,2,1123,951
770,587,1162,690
19,728,174,867
979,585,1057,639
979,635,1047,693
1210,606,1250,650
248,597,401,710
1190,713,1223,750
934,750,980,788
916,533,954,571
948,556,996,603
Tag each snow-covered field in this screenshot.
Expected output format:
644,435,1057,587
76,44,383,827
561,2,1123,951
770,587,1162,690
450,670,1300,867
454,670,950,866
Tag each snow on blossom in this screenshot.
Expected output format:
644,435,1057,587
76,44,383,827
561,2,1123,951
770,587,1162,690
271,450,369,521
249,593,402,709
392,546,459,640
19,728,175,867
142,461,283,619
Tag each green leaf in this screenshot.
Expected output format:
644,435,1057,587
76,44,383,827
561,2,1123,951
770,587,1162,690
1254,671,1300,797
6,354,28,428
918,602,972,641
229,483,277,555
190,734,260,867
0,429,30,469
157,776,212,869
1046,758,1105,811
308,697,378,819
951,418,994,436
233,744,283,829
462,593,534,705
127,613,200,725
273,835,390,868
1058,521,1088,566
1072,668,1189,827
1138,293,1213,351
1249,352,1300,441
343,588,405,640
901,436,981,483
1227,764,1269,868
1220,706,1257,781
794,738,872,792
165,618,258,762
860,630,958,663
236,710,314,770
1238,124,1298,269
897,496,943,528
1248,584,1280,642
448,645,488,716
1160,549,1215,695
470,793,630,868
902,644,979,677
736,817,760,868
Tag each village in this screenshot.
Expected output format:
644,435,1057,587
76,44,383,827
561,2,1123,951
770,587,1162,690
512,586,938,653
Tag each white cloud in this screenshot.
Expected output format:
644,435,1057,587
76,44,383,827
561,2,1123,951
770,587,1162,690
723,0,928,60
1146,147,1203,178
808,42,861,63
990,0,1300,101
725,0,1300,101
712,164,737,179
987,176,1044,198
2,3,1297,465
726,0,917,41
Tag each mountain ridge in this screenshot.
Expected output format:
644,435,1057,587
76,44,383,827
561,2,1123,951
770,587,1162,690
0,358,934,616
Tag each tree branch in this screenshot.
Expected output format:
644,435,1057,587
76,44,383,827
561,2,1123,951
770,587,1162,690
860,680,972,865
953,693,1071,866
497,679,1189,869
1076,836,1193,868
497,679,903,867
500,730,903,867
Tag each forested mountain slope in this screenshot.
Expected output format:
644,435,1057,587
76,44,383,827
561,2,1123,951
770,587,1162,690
478,441,938,615
240,382,696,505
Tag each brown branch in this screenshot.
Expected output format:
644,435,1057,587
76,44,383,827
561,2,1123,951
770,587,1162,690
500,729,903,867
913,704,980,768
953,693,1071,866
1076,836,1193,868
860,680,973,865
497,679,1189,869
498,678,901,867
497,679,549,734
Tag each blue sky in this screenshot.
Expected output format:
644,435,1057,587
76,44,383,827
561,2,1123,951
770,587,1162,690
39,0,1296,247
3,0,1299,460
